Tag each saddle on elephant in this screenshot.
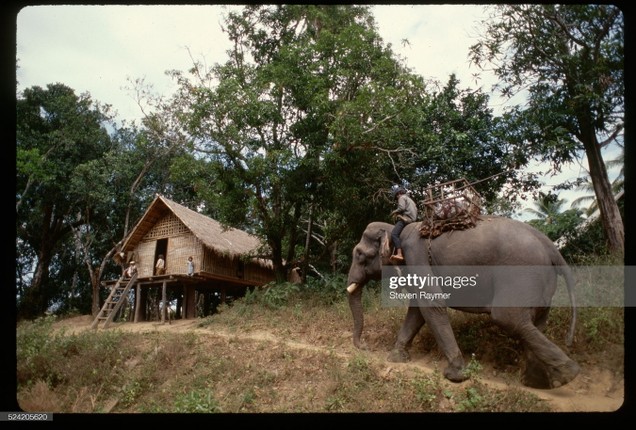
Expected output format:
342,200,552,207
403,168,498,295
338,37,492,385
419,178,482,238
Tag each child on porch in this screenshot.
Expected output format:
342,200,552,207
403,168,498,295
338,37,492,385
155,254,166,275
126,261,137,278
187,256,194,276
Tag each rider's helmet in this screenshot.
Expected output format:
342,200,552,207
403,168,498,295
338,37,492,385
391,184,406,197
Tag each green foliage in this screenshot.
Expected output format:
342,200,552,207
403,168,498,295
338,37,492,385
19,291,618,413
545,253,624,355
303,273,349,305
15,4,625,323
404,75,525,204
173,389,222,413
16,316,56,385
561,198,624,262
120,380,144,407
163,4,521,283
16,318,135,392
471,5,623,133
16,84,115,318
470,4,624,252
244,282,301,309
527,208,585,241
456,386,485,411
579,307,624,350
411,374,443,407
347,355,373,382
461,354,483,380
263,283,299,309
166,5,411,279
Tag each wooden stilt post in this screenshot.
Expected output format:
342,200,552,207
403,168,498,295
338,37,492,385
161,280,167,324
134,283,141,323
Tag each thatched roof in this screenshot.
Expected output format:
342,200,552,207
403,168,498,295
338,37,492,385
120,194,268,261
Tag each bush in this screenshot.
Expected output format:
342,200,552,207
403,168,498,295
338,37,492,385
303,273,349,305
261,282,300,308
173,389,222,413
16,316,57,387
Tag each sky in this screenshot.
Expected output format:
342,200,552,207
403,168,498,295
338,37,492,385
15,4,623,220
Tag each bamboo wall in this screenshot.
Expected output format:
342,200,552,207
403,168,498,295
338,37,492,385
244,259,276,283
146,212,189,239
202,249,234,278
128,212,273,283
202,249,274,284
131,213,204,277
134,240,156,277
168,234,203,275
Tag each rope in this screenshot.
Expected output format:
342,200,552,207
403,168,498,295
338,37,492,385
435,168,517,194
467,168,516,187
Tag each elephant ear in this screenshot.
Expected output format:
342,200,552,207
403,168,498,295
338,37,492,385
380,230,391,262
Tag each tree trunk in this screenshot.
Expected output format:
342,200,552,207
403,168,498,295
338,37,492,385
20,248,53,319
25,262,48,317
90,271,101,317
582,127,624,255
330,240,338,274
302,202,313,284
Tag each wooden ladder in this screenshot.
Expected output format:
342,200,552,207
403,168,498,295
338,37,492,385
91,272,138,329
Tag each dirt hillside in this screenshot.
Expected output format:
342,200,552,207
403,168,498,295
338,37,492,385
52,315,624,413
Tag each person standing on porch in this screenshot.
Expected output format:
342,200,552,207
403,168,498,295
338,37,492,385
155,254,166,275
126,261,138,278
187,256,194,276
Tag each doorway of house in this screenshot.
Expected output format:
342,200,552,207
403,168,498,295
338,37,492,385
154,238,168,275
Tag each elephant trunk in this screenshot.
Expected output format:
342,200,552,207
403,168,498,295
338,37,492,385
347,283,364,349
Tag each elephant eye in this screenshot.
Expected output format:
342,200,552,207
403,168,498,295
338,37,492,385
355,247,375,263
355,250,365,263
355,248,367,263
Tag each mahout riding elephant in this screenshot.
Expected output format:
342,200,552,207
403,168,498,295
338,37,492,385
346,215,580,389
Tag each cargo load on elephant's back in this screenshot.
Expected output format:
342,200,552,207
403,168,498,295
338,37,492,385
419,178,482,238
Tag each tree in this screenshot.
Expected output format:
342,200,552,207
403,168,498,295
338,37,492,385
571,145,624,215
524,191,567,224
17,81,192,318
469,4,624,254
525,192,584,242
16,84,114,318
167,5,426,280
398,74,539,210
66,125,168,317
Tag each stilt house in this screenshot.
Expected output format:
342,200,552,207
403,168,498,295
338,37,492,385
95,195,275,327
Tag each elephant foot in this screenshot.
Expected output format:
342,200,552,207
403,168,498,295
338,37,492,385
387,347,410,363
523,359,580,389
353,339,369,351
444,356,470,383
444,366,470,383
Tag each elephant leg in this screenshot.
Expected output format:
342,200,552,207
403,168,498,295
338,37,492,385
521,307,551,388
533,307,550,331
492,307,580,389
419,305,468,383
387,305,424,363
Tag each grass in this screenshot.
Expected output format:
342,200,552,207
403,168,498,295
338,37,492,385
16,266,623,413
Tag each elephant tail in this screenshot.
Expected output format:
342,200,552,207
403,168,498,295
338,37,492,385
556,260,577,347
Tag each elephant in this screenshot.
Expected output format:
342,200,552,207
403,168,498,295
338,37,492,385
346,215,580,389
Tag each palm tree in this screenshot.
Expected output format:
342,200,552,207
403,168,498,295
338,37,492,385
524,191,567,225
571,147,624,216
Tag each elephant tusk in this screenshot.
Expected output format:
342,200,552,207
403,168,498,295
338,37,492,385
346,283,358,294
